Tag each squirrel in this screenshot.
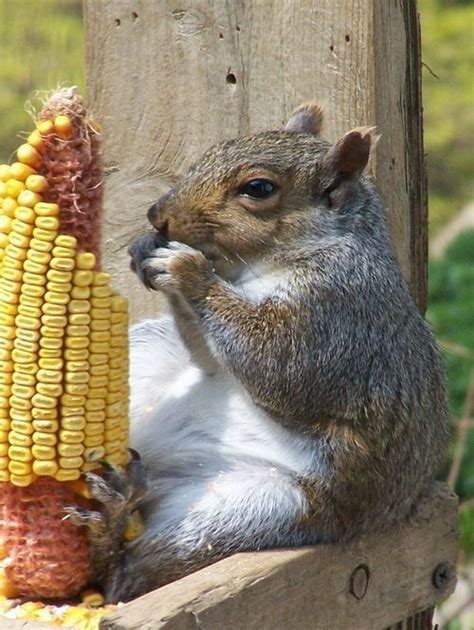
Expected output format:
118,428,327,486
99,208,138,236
72,103,449,603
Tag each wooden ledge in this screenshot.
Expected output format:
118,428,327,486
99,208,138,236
2,482,457,630
103,481,457,630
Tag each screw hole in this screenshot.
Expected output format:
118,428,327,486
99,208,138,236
345,34,350,42
219,32,224,39
236,25,240,31
329,44,334,52
226,73,237,85
115,18,121,27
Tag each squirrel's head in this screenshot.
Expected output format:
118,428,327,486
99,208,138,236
148,103,376,270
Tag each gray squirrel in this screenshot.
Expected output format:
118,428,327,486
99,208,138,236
75,103,448,602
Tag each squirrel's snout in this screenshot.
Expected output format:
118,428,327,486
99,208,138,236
148,201,169,238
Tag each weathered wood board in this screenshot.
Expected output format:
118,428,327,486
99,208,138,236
84,0,427,321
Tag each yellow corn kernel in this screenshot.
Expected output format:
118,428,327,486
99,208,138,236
32,444,55,460
39,348,62,359
10,409,33,422
89,354,108,366
8,445,32,462
50,256,75,272
23,259,47,275
27,128,44,151
5,179,26,199
33,227,57,242
31,410,57,423
33,458,59,477
39,335,62,349
30,237,54,253
68,299,91,313
14,205,35,223
73,270,93,287
40,325,65,338
10,473,35,486
0,215,13,234
32,431,57,446
47,269,73,284
37,358,64,372
25,174,48,193
2,197,18,217
36,383,62,398
42,302,66,316
21,283,45,298
69,313,91,326
44,290,70,305
65,372,89,385
47,281,73,294
0,469,10,481
84,445,105,461
61,405,85,417
65,336,89,349
35,201,59,217
0,164,13,180
54,115,75,138
32,419,59,433
55,469,80,481
15,314,41,330
58,443,84,458
75,253,96,271
81,589,105,608
65,383,89,396
61,416,86,431
17,190,42,208
33,460,59,476
64,348,89,361
8,432,32,447
71,286,90,299
90,364,108,377
55,234,77,248
31,393,57,409
27,248,51,265
86,399,105,412
11,383,35,399
62,393,86,406
93,272,111,286
10,421,33,435
18,304,42,319
52,246,75,259
17,143,41,167
123,511,145,541
11,162,36,181
59,456,83,469
12,372,36,387
88,387,108,399
12,218,34,236
8,232,31,249
14,362,38,375
37,119,55,136
59,429,85,444
35,216,59,232
41,314,68,328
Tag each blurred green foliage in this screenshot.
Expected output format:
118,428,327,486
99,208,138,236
420,0,474,233
0,0,83,163
428,231,474,507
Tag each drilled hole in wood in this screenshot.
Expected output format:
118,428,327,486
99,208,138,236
226,73,237,85
132,12,138,21
345,34,350,42
115,18,121,27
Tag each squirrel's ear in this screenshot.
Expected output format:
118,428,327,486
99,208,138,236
285,102,324,135
321,127,378,208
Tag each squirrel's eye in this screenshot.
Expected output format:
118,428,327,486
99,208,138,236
238,179,277,199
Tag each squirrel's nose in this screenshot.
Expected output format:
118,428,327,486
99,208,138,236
147,202,169,238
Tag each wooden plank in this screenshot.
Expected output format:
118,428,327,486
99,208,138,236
84,0,427,322
100,482,457,630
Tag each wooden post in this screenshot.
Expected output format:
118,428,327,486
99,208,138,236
84,0,427,321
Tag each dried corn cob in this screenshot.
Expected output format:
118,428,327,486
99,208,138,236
0,88,130,601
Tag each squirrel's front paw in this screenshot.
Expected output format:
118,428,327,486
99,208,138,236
141,241,214,300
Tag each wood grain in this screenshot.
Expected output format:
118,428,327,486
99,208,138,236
100,482,457,630
84,0,427,321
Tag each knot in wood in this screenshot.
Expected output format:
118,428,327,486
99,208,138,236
349,564,370,600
